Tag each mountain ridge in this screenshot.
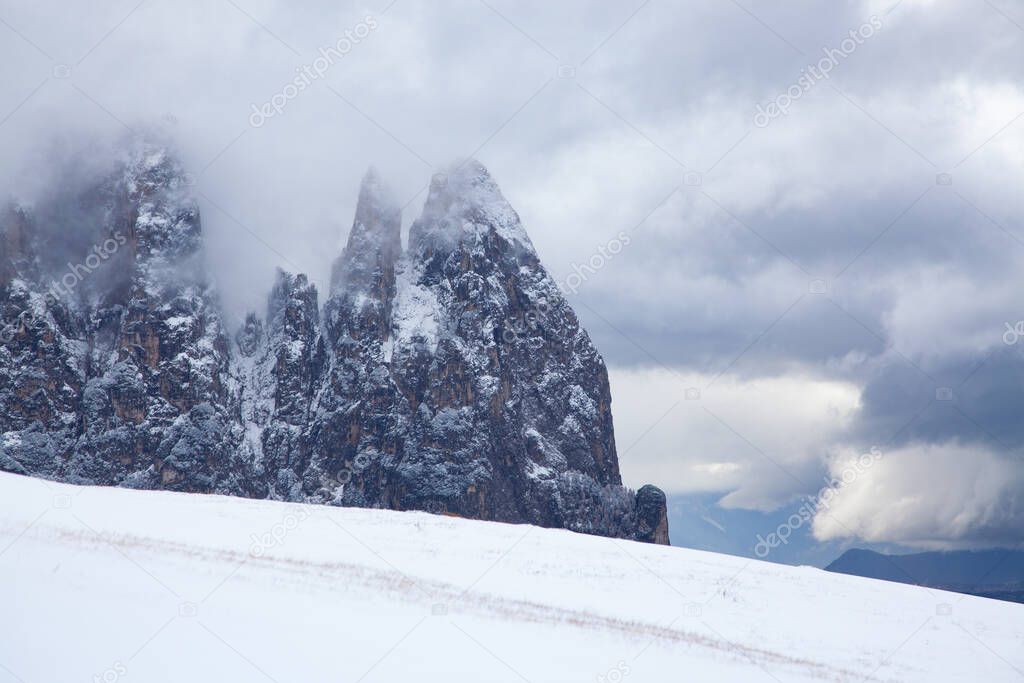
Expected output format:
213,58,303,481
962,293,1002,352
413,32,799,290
826,547,1024,603
0,142,668,544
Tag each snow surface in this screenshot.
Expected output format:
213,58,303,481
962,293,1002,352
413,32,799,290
1,471,1022,682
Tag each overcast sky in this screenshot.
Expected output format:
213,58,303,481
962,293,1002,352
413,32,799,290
2,0,1023,551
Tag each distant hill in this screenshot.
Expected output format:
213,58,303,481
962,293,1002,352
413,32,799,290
826,548,1024,603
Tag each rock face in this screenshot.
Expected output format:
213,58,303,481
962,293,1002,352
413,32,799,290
0,145,669,544
0,147,242,493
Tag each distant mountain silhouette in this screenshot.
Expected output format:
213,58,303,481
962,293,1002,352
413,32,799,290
826,548,1024,604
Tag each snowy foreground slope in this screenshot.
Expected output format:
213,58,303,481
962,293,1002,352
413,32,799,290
1,472,1021,682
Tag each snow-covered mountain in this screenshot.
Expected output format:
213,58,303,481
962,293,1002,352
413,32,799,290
0,142,667,543
0,147,240,491
2,471,1022,682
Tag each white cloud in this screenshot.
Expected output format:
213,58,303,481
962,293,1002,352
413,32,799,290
610,366,861,511
882,265,1024,362
812,441,1024,548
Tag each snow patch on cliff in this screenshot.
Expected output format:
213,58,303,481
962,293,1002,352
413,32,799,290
392,260,442,352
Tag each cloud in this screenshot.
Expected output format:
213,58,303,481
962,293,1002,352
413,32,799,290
812,441,1024,549
610,366,861,511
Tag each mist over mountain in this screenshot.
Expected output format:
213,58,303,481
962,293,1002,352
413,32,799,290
0,139,668,543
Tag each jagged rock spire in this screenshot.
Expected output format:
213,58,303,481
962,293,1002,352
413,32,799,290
115,142,204,271
0,203,34,283
329,166,401,296
268,270,318,329
377,158,640,529
325,167,402,348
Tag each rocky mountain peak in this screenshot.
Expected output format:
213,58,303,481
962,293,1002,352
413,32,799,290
410,159,534,259
326,168,402,350
0,141,238,493
120,142,189,197
353,166,400,231
0,203,34,283
112,142,203,273
329,167,401,295
1,149,670,545
268,270,318,329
